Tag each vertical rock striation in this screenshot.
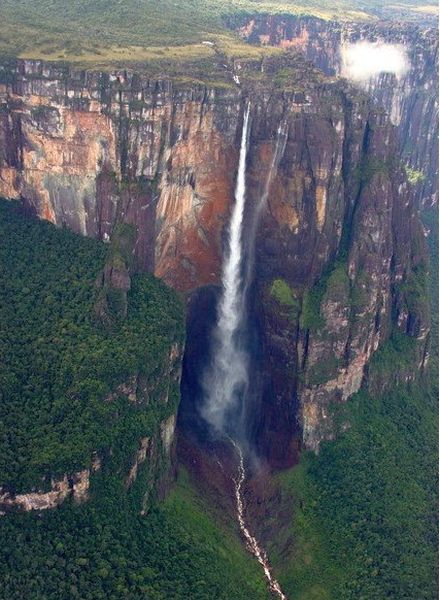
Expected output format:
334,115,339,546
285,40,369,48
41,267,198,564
235,15,439,208
0,60,241,289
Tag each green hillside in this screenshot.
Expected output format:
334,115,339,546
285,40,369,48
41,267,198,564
0,198,267,599
0,0,436,66
0,199,184,491
0,469,268,599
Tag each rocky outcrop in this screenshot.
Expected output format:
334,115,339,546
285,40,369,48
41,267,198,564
126,437,151,488
107,339,183,511
161,414,177,456
0,332,183,514
125,412,178,513
235,15,439,208
248,93,429,456
0,456,101,514
0,54,431,463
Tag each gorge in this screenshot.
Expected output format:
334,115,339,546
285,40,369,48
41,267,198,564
0,3,438,599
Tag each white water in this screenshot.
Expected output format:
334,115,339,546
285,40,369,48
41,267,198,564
202,107,288,599
202,113,288,433
229,438,287,600
255,121,288,220
201,105,251,434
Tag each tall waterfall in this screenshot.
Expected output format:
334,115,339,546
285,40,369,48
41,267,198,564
201,105,251,435
201,109,288,438
201,107,288,599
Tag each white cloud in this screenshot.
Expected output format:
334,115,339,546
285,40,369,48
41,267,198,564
341,41,410,82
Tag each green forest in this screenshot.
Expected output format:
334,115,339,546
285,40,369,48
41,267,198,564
274,378,438,600
0,469,268,599
0,199,267,599
0,199,184,492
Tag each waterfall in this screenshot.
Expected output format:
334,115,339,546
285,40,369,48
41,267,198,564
201,110,288,436
201,107,288,599
201,104,251,436
255,120,288,221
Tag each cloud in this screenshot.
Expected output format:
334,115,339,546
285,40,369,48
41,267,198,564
341,41,410,82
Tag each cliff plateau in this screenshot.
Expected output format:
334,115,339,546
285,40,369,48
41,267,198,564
0,45,431,465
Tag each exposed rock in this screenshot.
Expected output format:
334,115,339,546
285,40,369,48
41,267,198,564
0,458,101,514
0,61,241,288
161,414,177,456
125,437,151,488
235,15,439,208
0,54,431,463
106,376,139,403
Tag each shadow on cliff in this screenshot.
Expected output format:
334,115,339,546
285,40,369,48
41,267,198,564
177,279,300,474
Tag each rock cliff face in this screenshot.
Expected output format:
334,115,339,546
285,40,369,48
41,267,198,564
234,15,439,209
0,457,101,514
0,60,241,289
244,85,429,459
0,51,430,465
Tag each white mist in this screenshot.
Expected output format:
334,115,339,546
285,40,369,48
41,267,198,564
341,41,409,82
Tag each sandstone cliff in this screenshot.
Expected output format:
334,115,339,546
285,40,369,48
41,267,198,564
234,15,439,209
0,49,430,465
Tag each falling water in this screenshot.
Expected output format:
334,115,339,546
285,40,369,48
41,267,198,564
201,104,251,435
202,112,288,434
201,106,288,599
255,120,288,222
244,120,288,295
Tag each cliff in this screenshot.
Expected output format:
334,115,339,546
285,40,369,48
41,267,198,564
0,51,430,465
234,15,439,209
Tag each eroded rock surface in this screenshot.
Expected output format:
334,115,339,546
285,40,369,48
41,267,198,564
0,54,431,464
234,15,439,208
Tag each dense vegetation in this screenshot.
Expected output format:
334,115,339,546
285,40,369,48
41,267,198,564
0,0,364,58
0,199,183,491
0,469,268,599
270,278,300,322
0,199,267,599
274,378,438,600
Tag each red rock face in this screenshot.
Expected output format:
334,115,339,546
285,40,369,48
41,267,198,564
0,58,430,464
155,106,238,290
0,64,242,290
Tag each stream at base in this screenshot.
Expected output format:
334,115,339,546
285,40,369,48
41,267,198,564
229,438,287,600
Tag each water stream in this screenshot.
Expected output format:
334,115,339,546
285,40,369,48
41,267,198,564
201,104,251,435
229,438,287,600
244,120,288,295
